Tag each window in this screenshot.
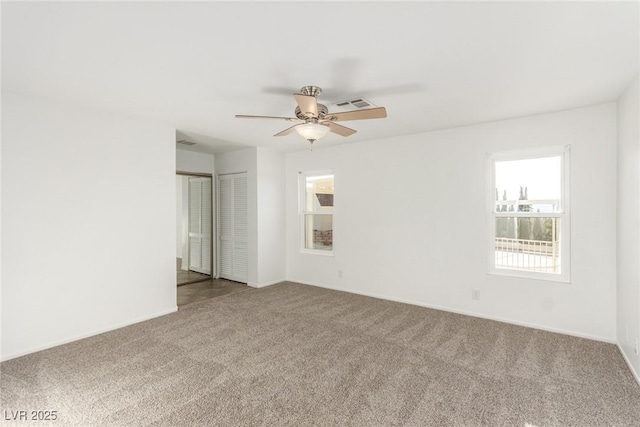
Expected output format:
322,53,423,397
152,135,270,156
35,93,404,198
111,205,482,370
300,172,334,254
489,146,570,282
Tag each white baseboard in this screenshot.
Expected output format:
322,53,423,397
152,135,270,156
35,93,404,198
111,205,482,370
288,279,616,344
247,279,285,289
1,306,178,362
617,343,640,387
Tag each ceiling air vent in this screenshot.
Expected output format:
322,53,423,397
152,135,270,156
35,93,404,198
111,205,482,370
177,139,196,146
333,97,377,111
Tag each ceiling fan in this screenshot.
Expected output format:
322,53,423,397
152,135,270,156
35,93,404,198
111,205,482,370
236,85,387,146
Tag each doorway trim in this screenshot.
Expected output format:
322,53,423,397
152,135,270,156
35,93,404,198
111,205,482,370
177,170,211,178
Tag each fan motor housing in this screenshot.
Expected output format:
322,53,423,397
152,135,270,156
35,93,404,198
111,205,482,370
295,104,328,120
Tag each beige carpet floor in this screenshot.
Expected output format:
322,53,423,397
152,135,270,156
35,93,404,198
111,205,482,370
2,282,639,426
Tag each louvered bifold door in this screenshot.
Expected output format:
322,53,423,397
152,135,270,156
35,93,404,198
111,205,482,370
217,173,248,283
218,177,233,278
188,177,212,275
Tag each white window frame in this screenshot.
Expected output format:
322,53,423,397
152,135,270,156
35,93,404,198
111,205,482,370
299,171,334,256
487,145,571,283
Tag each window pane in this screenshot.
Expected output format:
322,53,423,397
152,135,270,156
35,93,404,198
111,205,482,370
305,175,334,211
304,215,333,251
494,217,561,273
494,156,561,213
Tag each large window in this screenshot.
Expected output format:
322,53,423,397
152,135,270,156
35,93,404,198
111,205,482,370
300,172,334,254
489,146,570,282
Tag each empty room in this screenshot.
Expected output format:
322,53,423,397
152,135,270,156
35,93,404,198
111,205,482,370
2,1,639,426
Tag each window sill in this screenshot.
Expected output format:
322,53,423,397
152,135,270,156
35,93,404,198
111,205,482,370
300,249,334,257
488,268,570,284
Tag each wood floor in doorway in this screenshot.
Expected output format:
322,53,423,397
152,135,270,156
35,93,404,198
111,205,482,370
178,278,251,307
177,258,210,286
176,258,251,306
177,268,210,286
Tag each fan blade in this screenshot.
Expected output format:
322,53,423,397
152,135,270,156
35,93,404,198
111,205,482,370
324,107,387,122
236,114,299,121
293,94,318,118
324,122,357,137
274,124,301,137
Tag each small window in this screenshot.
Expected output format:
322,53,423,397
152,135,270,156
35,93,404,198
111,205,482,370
489,146,570,282
300,172,334,254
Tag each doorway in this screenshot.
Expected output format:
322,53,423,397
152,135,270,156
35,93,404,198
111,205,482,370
175,171,251,306
176,173,213,285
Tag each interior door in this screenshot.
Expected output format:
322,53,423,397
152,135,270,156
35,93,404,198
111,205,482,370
217,173,248,283
188,177,212,275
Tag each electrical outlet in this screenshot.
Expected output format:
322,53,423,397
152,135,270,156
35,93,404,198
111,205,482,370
338,270,343,278
472,289,480,300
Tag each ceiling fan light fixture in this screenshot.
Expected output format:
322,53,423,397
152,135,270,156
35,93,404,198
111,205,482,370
295,122,330,143
236,85,386,146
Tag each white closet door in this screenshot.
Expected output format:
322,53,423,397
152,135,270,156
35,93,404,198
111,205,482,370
188,177,212,275
217,173,248,283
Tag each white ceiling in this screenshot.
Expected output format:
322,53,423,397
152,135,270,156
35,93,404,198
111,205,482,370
2,1,638,154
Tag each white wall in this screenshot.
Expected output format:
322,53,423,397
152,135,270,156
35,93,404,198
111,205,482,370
256,147,286,286
176,149,214,175
617,75,640,381
214,147,286,288
1,92,176,360
286,103,617,342
215,148,258,285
